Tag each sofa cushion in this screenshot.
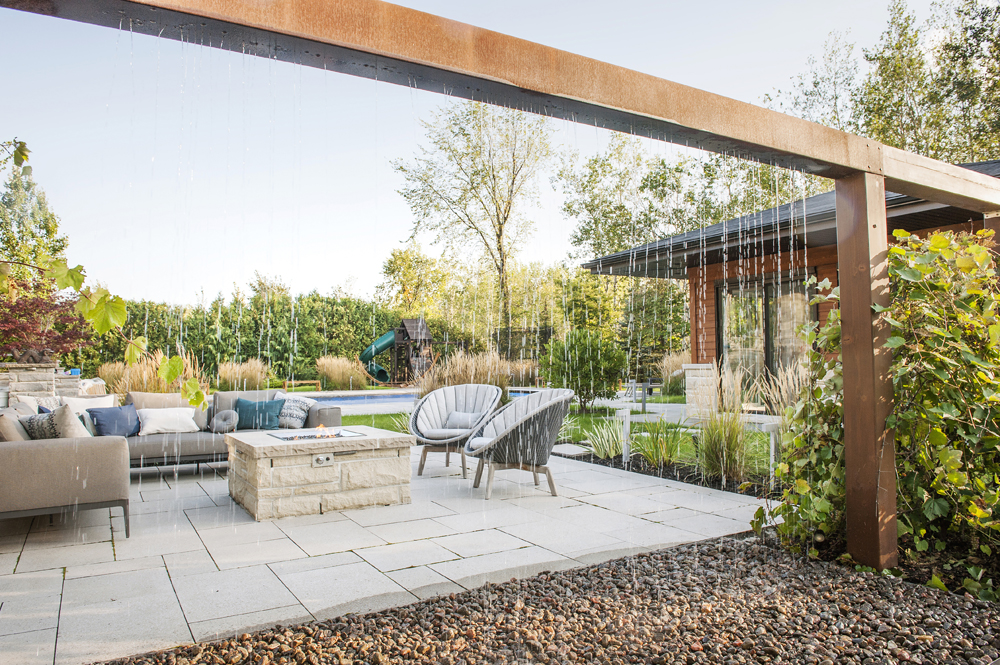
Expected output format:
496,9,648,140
8,401,36,416
444,410,482,430
126,392,185,410
192,406,209,431
234,398,284,431
273,391,316,429
62,395,117,413
0,413,29,441
213,389,279,415
126,431,227,463
468,436,493,451
87,404,141,438
209,409,239,434
137,408,199,436
20,404,92,439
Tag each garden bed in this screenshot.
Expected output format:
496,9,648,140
103,537,1000,665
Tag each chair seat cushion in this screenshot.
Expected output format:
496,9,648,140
468,436,494,451
422,428,467,440
444,410,482,430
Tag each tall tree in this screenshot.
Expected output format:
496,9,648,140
375,243,449,317
394,101,551,330
556,134,659,258
0,169,68,286
857,0,949,158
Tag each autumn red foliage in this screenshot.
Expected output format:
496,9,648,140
0,281,92,362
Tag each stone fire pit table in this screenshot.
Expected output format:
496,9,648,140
226,426,413,520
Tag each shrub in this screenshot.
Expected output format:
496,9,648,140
632,419,684,467
104,350,206,397
217,358,270,391
415,350,511,401
316,356,368,391
697,363,750,484
659,349,688,396
767,231,1000,597
583,419,623,459
541,330,626,411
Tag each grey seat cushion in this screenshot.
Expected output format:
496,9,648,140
468,436,493,450
127,431,227,462
422,428,468,441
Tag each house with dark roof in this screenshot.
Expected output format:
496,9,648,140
582,160,1000,381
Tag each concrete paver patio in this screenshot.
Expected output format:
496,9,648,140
0,447,764,665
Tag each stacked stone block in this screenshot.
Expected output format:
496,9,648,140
0,363,81,400
684,363,717,420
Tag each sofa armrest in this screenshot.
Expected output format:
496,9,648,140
0,437,129,513
306,404,342,429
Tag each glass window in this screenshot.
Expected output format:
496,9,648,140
717,277,812,386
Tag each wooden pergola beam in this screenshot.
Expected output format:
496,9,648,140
8,0,1000,213
8,0,997,571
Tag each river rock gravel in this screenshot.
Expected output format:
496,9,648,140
103,537,999,665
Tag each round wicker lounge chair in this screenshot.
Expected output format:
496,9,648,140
464,388,574,499
409,384,503,479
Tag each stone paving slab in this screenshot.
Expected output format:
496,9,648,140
0,447,762,664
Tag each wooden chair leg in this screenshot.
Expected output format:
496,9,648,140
418,446,429,476
485,463,497,500
460,448,467,479
543,466,558,497
473,458,485,488
445,450,450,467
532,470,540,486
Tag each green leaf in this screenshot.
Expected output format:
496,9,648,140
927,574,948,592
180,377,207,410
892,229,911,238
20,165,31,177
885,336,906,349
795,479,811,494
938,447,962,470
124,336,147,365
897,267,923,282
990,325,1000,348
922,497,950,521
87,295,127,335
157,355,184,385
44,259,86,291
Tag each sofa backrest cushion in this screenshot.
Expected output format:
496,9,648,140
126,392,185,410
0,412,29,441
87,404,142,438
62,395,118,413
214,389,279,415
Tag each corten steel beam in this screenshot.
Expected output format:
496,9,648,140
6,0,1000,214
836,173,898,570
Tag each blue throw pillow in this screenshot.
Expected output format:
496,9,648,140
38,405,51,414
87,404,141,437
234,398,284,431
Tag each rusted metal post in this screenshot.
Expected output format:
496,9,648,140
835,172,898,570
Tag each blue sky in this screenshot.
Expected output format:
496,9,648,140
0,0,935,304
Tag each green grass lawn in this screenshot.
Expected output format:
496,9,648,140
342,413,410,432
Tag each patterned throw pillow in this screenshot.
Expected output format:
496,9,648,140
19,412,59,440
273,392,316,429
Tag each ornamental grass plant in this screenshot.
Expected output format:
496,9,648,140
697,363,750,485
217,358,270,391
415,350,511,401
100,350,206,398
316,356,369,391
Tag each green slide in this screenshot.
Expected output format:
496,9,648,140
360,330,395,383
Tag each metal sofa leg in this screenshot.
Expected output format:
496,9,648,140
118,500,130,538
418,446,429,476
473,458,485,488
485,463,497,500
543,466,558,497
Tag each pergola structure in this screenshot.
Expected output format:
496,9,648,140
8,0,1000,570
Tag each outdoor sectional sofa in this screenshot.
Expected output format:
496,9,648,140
122,389,343,467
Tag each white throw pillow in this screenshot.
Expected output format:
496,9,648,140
137,407,200,436
444,410,482,430
13,395,38,413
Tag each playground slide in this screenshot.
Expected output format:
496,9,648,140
360,330,394,383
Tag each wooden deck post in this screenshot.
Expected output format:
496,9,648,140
835,172,898,570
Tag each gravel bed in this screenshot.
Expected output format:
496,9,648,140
105,537,999,665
